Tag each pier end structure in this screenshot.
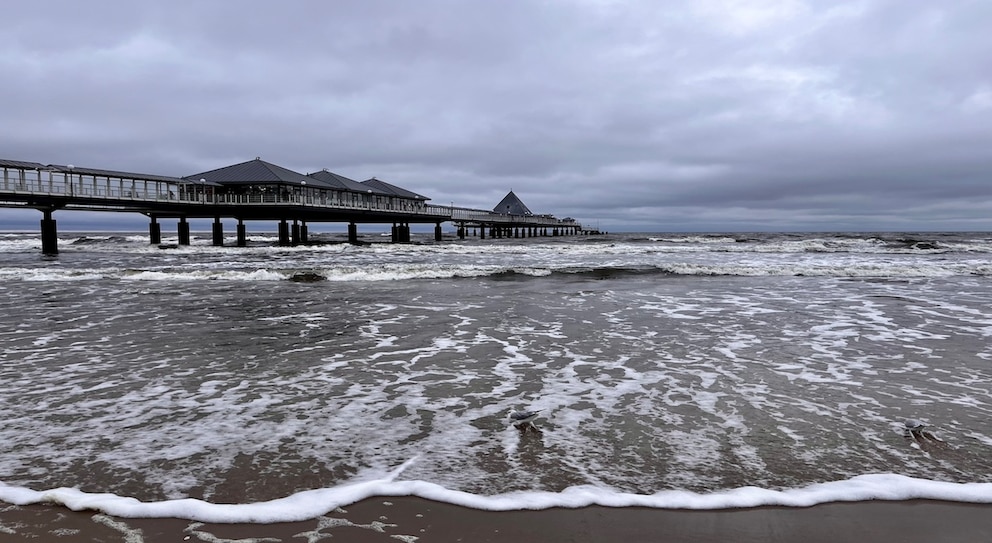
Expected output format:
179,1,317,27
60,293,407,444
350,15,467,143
453,190,583,240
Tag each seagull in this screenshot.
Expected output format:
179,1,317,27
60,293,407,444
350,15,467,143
904,419,944,443
904,419,926,433
509,409,541,432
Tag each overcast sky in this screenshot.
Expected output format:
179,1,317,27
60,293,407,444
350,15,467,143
3,0,992,232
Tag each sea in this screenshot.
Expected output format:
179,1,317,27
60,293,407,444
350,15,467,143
1,229,992,522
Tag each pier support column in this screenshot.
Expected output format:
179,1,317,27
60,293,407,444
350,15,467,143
149,216,161,245
40,210,58,255
348,222,358,245
458,223,465,240
435,222,443,242
278,220,290,246
236,219,247,247
178,217,191,246
300,221,308,244
480,225,486,239
402,223,411,243
291,220,301,246
212,217,224,246
391,223,399,243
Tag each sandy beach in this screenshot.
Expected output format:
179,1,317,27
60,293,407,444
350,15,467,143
1,498,990,542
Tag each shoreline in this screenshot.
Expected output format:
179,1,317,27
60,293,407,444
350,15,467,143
2,498,991,542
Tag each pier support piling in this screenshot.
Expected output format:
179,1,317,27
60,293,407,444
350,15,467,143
291,220,301,246
278,220,290,246
435,222,442,242
178,217,191,246
236,219,247,247
348,222,358,245
212,217,224,246
40,210,58,255
148,216,161,245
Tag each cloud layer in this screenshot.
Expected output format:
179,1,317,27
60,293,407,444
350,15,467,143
3,0,991,231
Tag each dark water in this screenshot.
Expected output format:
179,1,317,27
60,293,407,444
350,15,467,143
1,230,991,515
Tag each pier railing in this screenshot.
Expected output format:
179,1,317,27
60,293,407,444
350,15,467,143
1,167,451,217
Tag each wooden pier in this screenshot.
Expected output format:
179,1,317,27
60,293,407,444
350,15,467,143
1,157,586,254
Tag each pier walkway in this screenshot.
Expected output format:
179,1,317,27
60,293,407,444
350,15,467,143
1,158,588,254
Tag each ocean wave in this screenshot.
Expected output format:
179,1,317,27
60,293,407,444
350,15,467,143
2,472,991,523
4,232,992,261
2,260,991,283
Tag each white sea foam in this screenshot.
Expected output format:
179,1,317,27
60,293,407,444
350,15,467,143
2,473,992,523
124,269,287,281
3,231,992,522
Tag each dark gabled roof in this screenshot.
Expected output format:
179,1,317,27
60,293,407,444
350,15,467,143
184,158,319,187
307,169,374,193
48,163,183,183
493,190,533,216
361,178,429,201
0,158,47,169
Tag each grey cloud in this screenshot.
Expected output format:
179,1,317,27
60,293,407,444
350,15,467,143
3,0,992,231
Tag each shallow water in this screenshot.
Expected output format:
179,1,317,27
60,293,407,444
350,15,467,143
1,230,991,516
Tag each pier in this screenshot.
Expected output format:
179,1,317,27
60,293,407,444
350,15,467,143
1,157,589,254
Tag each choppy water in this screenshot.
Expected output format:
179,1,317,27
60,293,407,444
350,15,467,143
2,230,992,520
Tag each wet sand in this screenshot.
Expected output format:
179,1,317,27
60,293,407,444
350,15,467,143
2,498,990,542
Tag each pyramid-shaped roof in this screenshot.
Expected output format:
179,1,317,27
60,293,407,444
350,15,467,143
493,190,532,216
307,169,376,193
361,178,429,201
185,158,322,187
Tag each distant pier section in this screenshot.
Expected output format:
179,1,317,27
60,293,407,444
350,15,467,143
1,157,596,254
